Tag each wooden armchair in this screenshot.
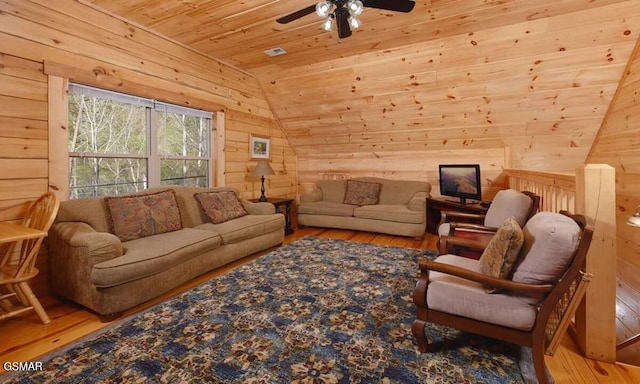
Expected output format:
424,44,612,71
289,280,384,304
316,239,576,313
437,189,540,257
0,192,60,324
413,211,593,384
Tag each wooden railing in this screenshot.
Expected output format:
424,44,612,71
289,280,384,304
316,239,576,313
505,169,576,213
506,165,617,363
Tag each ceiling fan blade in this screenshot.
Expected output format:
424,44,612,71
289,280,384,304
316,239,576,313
362,0,415,12
336,8,352,38
276,4,316,24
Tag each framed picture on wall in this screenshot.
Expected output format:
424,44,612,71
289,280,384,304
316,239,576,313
250,135,270,159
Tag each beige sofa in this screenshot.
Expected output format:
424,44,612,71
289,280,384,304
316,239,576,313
49,186,284,317
297,177,431,237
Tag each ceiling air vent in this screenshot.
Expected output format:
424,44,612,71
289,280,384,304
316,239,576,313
264,47,287,57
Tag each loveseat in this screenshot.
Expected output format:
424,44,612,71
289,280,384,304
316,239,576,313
297,177,431,237
49,186,285,318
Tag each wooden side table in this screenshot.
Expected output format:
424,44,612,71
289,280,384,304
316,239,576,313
425,197,489,235
250,197,295,235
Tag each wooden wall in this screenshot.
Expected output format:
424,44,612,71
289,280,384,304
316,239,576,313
255,0,640,198
588,36,640,271
0,0,296,294
587,34,640,364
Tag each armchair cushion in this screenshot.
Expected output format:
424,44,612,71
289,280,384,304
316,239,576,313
343,180,382,206
512,212,581,285
195,191,247,224
484,189,533,228
427,254,537,330
478,217,524,291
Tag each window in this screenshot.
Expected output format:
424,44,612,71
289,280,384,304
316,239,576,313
68,84,212,198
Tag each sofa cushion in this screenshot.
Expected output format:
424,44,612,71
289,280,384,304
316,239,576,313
354,204,424,224
168,186,240,227
196,214,284,244
91,228,221,288
512,212,581,285
317,180,348,203
105,189,182,242
297,201,356,217
343,180,382,206
427,254,537,330
478,217,524,292
355,177,431,205
195,191,247,224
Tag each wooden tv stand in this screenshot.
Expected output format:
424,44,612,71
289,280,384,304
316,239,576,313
425,197,489,235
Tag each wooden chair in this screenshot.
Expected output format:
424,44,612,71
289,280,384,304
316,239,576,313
413,211,593,384
0,192,60,324
437,190,540,257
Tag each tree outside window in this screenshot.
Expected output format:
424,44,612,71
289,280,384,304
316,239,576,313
68,84,212,199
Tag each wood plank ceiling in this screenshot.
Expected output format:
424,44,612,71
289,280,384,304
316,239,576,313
87,0,640,176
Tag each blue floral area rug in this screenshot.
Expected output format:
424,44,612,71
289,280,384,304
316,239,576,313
5,236,527,383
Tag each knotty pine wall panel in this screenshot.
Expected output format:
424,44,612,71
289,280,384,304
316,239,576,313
588,35,640,270
0,54,48,220
0,0,296,199
256,1,640,194
0,53,50,298
0,0,297,296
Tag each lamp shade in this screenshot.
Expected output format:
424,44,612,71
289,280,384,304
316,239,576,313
253,161,275,176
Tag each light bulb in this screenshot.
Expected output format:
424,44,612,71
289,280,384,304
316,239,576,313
628,212,640,226
316,1,332,18
627,205,640,226
347,0,363,16
348,16,360,29
322,15,334,31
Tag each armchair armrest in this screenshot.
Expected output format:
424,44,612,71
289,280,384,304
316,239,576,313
438,235,489,255
449,222,498,233
441,210,486,224
418,258,554,296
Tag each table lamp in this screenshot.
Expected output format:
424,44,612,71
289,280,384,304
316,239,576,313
253,161,275,202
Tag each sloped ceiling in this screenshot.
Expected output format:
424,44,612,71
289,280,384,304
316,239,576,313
87,0,640,173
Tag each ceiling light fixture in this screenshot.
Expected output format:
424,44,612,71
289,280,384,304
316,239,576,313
627,205,640,227
322,14,335,31
276,1,415,39
315,0,363,37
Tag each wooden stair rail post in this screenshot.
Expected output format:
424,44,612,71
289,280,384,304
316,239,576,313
574,164,617,362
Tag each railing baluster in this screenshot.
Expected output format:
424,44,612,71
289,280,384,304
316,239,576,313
505,169,576,213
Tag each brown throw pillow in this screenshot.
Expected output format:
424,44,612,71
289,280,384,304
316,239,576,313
478,216,524,292
105,189,183,242
195,191,247,224
343,180,382,206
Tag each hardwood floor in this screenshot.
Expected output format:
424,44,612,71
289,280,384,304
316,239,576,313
616,258,640,366
1,227,639,383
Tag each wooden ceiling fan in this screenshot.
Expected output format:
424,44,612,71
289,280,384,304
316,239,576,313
276,0,416,39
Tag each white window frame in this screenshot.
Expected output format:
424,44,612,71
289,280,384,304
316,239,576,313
68,83,213,198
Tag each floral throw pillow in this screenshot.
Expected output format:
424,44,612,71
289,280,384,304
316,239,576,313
343,180,382,206
478,216,524,293
105,189,183,242
195,191,248,224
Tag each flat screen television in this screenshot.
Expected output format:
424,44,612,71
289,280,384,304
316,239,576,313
438,164,482,205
